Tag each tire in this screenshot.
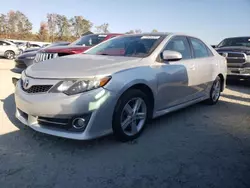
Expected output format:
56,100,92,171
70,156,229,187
4,50,15,59
205,76,221,105
112,89,150,142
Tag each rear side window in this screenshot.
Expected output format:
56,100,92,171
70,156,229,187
163,36,192,60
189,38,212,58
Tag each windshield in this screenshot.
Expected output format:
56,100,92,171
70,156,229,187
218,37,250,48
71,34,107,46
84,35,165,57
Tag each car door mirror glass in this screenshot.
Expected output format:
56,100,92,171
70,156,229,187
162,50,182,61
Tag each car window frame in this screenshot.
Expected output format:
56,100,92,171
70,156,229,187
156,35,193,62
188,37,214,59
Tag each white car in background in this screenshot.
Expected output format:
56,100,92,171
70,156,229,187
0,40,20,59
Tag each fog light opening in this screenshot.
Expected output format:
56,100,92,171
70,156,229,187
72,118,86,129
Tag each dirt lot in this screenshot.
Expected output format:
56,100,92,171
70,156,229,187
0,59,250,188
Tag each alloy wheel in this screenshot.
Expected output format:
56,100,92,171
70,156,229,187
120,97,147,136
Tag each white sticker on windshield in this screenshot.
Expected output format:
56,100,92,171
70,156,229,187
141,36,160,39
98,35,107,37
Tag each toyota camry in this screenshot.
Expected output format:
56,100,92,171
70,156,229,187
14,33,227,141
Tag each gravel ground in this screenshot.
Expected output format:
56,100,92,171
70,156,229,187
0,59,250,188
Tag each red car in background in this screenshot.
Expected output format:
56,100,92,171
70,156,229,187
34,33,123,63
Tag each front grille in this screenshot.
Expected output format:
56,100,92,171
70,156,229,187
218,52,247,68
22,85,53,93
35,52,58,62
20,79,53,93
38,117,71,130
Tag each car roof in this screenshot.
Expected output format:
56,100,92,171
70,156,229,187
222,36,250,40
125,32,171,37
81,33,122,37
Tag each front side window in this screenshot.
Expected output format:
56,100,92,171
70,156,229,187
71,34,107,47
163,36,192,60
190,38,209,58
84,35,166,57
217,37,250,48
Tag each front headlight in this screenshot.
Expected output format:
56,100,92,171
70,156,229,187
50,76,111,95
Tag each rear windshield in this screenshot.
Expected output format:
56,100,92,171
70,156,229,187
71,34,107,46
218,37,250,48
84,35,166,57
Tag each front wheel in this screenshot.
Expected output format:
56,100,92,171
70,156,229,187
205,76,221,105
4,50,15,59
112,89,150,142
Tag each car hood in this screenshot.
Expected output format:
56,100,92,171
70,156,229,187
26,54,143,79
25,48,39,53
216,46,250,54
42,45,91,53
18,51,37,59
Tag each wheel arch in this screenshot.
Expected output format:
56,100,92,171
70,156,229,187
218,73,225,91
115,82,156,118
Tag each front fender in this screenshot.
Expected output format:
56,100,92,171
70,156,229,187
104,66,158,100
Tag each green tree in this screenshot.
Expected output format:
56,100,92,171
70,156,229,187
95,23,110,33
47,13,57,42
55,14,71,40
37,22,49,41
70,16,93,37
151,29,158,32
15,11,32,39
0,14,8,37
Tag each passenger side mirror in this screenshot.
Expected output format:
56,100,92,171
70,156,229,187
161,50,182,61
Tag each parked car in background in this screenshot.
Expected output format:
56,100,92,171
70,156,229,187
215,36,250,80
15,41,70,71
15,33,227,142
34,33,122,63
0,39,20,59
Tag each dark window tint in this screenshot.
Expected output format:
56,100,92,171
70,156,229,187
217,37,250,48
31,44,41,47
164,36,192,59
85,35,165,57
71,34,107,46
190,38,210,58
0,41,10,46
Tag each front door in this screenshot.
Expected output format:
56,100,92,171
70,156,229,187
155,36,200,110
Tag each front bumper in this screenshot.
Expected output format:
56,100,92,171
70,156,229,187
14,79,118,140
227,67,250,77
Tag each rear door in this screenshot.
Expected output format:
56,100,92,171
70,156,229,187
188,37,215,94
155,36,200,109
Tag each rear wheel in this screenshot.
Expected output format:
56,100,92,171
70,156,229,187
205,76,221,105
4,50,15,59
112,89,150,142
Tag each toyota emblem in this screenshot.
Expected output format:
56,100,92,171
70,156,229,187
23,79,29,89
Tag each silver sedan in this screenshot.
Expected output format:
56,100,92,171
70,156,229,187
14,33,227,142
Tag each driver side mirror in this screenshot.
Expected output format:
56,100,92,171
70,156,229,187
161,50,182,61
